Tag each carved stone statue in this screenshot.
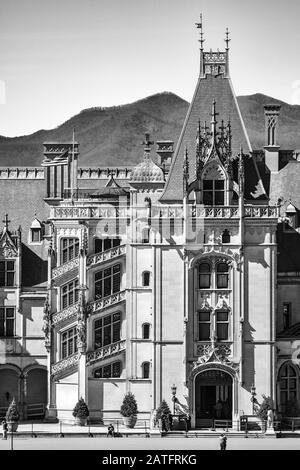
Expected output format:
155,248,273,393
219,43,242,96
267,409,274,428
42,296,51,351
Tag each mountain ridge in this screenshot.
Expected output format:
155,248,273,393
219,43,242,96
0,92,299,167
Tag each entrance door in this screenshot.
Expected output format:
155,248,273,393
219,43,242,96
195,369,233,428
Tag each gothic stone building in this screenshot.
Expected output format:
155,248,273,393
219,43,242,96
0,27,300,429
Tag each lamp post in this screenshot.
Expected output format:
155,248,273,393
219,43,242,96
171,384,177,415
250,384,256,415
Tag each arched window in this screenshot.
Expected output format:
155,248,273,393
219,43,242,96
142,227,150,244
216,262,229,289
198,263,211,289
142,362,150,379
142,271,150,287
279,363,298,411
222,229,230,244
142,323,150,339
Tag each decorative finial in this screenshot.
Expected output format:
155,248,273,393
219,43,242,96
142,132,154,156
195,13,204,50
2,214,10,231
225,28,230,50
183,147,189,196
238,146,245,193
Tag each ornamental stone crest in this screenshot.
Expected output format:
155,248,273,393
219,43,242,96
0,232,18,259
193,343,234,368
76,289,87,353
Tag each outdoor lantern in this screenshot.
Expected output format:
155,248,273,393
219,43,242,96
171,384,177,396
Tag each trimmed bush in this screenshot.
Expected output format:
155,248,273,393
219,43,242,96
156,399,171,420
120,392,138,417
72,397,89,418
6,397,20,422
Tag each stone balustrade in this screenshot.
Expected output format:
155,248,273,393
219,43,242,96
87,245,126,268
87,291,126,315
86,339,126,365
51,353,79,376
52,257,79,279
51,204,279,220
52,303,79,326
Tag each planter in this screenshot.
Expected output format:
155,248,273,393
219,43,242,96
7,421,18,432
122,415,137,428
74,417,87,426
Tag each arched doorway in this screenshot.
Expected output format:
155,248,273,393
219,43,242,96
278,362,299,415
195,369,233,428
0,367,20,417
25,368,47,419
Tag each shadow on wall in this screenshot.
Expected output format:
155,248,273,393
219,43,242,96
21,244,47,286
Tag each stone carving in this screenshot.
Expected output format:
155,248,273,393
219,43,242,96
195,343,232,366
86,339,126,365
42,296,52,351
76,290,87,353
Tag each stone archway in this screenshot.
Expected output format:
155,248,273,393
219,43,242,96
194,369,233,428
189,362,239,429
24,367,47,420
0,366,21,417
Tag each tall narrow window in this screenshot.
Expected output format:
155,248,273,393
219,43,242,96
142,271,150,287
216,262,229,289
142,362,150,379
283,303,291,330
203,180,225,206
94,312,121,349
142,323,150,339
61,327,78,359
198,310,211,341
0,307,15,337
0,260,15,287
61,238,79,264
142,227,150,243
198,263,211,289
95,264,121,299
279,363,297,411
61,279,79,309
216,310,229,340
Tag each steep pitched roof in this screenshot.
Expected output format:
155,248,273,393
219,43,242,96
160,73,265,202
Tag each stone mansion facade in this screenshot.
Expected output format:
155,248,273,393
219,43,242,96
0,23,300,429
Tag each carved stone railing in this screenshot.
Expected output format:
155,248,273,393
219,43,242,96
52,303,79,326
86,340,126,365
244,205,279,218
52,258,79,279
50,206,129,219
87,245,126,269
195,342,232,360
51,353,79,376
189,206,239,218
88,291,126,316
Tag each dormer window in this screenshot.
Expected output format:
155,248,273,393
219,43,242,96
30,218,43,244
203,180,225,205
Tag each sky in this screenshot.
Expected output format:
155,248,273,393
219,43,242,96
0,0,300,137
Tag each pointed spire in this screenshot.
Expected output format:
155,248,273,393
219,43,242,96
195,13,204,50
210,99,219,135
225,28,230,50
183,147,189,196
238,146,245,194
2,214,10,231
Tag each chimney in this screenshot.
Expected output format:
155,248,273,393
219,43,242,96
156,140,174,170
264,104,281,173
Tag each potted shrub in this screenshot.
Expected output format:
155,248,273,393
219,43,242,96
6,397,20,432
120,392,138,428
72,397,89,426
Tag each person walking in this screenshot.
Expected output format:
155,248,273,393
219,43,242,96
2,418,7,440
106,423,115,437
161,414,168,433
185,414,191,433
219,433,227,450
